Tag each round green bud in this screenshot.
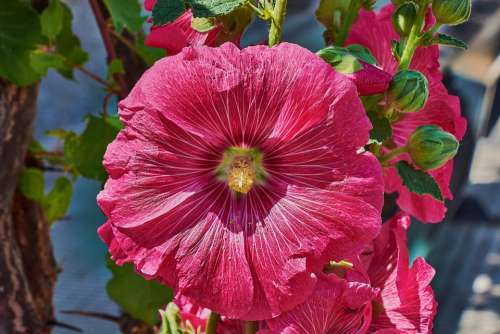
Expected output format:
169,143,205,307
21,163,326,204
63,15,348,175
432,0,471,26
388,70,429,113
407,125,459,170
392,2,418,37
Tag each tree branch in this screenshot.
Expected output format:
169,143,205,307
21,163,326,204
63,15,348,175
88,0,127,98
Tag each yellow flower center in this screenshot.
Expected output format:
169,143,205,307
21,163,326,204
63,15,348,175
227,156,256,194
216,147,266,195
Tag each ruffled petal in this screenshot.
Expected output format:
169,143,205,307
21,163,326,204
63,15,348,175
264,274,375,334
367,214,437,333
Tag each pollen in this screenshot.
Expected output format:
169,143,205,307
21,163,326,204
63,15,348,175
227,156,256,194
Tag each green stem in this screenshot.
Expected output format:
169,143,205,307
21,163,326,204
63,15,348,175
379,146,408,164
244,321,258,334
205,312,220,334
268,0,288,47
334,0,362,46
398,1,429,70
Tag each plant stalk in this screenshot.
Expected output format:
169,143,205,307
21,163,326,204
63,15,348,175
244,321,258,334
379,146,408,164
398,1,429,70
335,0,362,46
205,311,220,334
268,0,288,47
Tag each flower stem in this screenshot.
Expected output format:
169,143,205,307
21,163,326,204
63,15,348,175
334,0,362,46
379,146,407,164
398,0,429,70
205,311,220,334
268,0,288,47
244,321,258,334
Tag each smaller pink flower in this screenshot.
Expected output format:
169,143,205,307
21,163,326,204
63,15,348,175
347,4,467,223
143,1,241,55
261,213,437,334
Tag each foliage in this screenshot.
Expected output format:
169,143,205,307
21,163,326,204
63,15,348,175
0,0,43,85
103,0,145,32
396,161,443,201
107,257,173,326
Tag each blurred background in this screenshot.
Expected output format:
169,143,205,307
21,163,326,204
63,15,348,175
33,0,500,333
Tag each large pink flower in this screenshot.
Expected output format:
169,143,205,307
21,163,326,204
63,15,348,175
260,213,437,334
347,5,466,223
98,42,384,320
143,0,241,55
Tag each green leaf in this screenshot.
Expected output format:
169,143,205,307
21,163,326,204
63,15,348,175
134,37,166,65
391,40,402,62
19,168,45,201
317,46,363,74
54,4,89,78
103,0,145,33
367,110,392,143
28,139,46,155
191,17,217,32
152,0,186,25
333,53,362,73
40,0,64,40
315,0,350,43
42,176,73,223
106,114,124,131
188,0,248,18
107,258,173,326
0,0,43,85
30,50,66,76
107,58,125,79
73,115,121,181
346,44,377,65
158,303,182,334
433,33,468,49
396,161,443,201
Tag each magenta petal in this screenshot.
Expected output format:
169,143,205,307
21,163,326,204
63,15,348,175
100,43,383,319
347,61,392,96
144,0,156,11
367,214,437,333
264,274,375,334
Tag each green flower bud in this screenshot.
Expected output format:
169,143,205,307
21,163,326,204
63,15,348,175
392,2,418,37
388,70,429,113
407,125,459,170
432,0,471,26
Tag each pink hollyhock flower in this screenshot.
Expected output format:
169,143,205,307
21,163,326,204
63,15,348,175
98,42,384,320
260,213,437,334
347,5,467,223
143,0,240,55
